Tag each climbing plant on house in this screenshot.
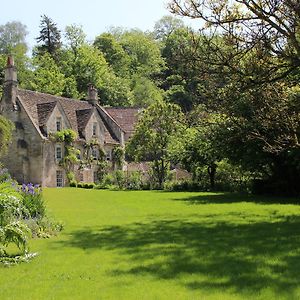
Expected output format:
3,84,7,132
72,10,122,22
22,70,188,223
51,129,79,183
79,139,109,183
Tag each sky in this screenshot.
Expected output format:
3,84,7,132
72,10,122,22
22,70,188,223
1,0,200,50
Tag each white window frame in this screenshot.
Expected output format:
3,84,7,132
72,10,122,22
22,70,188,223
55,144,62,161
56,170,63,187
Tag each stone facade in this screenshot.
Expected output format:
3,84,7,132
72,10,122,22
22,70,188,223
0,57,140,187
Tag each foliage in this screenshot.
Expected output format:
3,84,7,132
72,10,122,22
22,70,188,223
119,29,165,78
94,33,130,77
127,100,185,188
36,15,61,58
153,15,185,40
19,183,45,219
51,129,79,184
0,21,28,54
28,53,66,95
0,182,31,256
0,167,11,183
0,116,14,157
112,146,124,170
64,24,86,57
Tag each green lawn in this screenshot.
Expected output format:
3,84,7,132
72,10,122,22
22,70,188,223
1,189,300,300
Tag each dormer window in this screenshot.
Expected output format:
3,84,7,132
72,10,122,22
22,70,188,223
56,117,62,131
92,122,97,136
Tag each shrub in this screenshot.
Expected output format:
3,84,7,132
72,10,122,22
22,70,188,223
77,182,84,188
113,170,126,189
19,183,45,219
0,182,31,256
127,171,143,190
83,183,94,189
69,180,77,187
102,173,114,187
0,167,11,183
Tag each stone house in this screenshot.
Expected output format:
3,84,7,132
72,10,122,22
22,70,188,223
0,57,140,187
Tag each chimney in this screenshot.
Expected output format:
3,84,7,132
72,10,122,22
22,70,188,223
3,56,18,109
87,84,99,106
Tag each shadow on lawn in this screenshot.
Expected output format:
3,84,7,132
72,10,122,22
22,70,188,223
170,192,300,205
57,214,300,297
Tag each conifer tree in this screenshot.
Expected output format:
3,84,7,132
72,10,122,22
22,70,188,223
36,15,61,58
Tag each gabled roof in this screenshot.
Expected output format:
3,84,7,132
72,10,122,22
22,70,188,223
37,101,57,126
17,89,121,144
76,108,93,132
105,107,140,133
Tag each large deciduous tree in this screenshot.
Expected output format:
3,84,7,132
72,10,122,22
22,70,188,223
168,0,300,195
126,101,185,188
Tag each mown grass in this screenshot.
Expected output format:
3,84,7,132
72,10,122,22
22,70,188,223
1,189,300,300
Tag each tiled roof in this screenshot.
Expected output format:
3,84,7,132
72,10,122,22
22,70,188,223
17,89,120,144
37,101,57,125
105,108,140,133
76,109,93,132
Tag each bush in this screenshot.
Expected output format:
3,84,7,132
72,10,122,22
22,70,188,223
19,183,45,219
102,173,114,187
0,182,31,256
0,168,11,183
69,180,77,187
77,182,84,188
164,180,203,192
127,171,143,190
83,183,94,189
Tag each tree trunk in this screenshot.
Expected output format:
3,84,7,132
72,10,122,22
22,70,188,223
207,163,217,190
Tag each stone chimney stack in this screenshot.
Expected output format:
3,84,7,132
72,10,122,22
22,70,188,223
87,84,99,106
3,56,18,109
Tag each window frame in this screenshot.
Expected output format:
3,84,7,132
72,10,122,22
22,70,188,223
56,170,63,187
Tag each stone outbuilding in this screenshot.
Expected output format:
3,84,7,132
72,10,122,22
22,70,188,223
0,57,140,187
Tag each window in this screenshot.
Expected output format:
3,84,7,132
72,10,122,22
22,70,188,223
56,144,62,160
93,171,98,183
56,170,63,187
92,122,97,136
106,150,111,161
92,148,98,160
56,117,62,131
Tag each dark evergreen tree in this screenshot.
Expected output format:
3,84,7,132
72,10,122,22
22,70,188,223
36,15,61,58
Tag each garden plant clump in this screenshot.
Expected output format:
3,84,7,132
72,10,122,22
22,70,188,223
0,168,63,266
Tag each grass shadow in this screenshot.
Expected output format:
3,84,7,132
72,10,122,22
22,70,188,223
55,215,300,297
170,192,300,205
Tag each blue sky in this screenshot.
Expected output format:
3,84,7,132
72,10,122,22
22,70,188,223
1,0,199,50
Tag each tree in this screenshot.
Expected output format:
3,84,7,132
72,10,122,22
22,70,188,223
0,21,30,92
127,100,185,188
94,33,130,77
36,15,61,58
0,21,28,54
153,15,185,40
119,30,165,78
64,24,86,58
168,0,300,195
28,53,66,96
168,0,300,84
171,107,224,189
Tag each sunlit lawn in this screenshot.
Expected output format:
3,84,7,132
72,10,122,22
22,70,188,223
1,188,300,299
